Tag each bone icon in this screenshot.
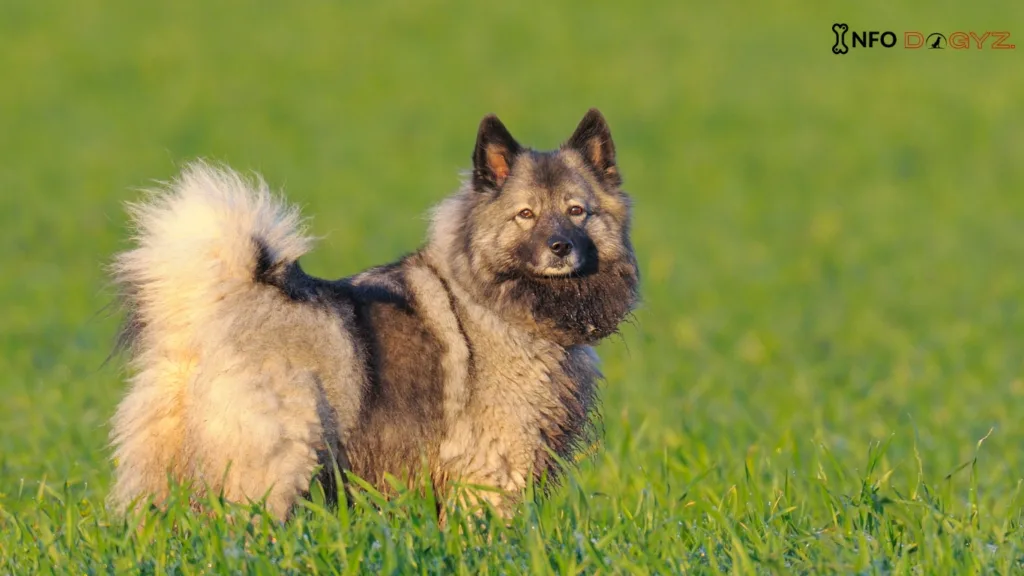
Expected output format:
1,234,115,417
832,23,849,54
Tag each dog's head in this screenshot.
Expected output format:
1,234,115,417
467,109,633,280
432,109,639,345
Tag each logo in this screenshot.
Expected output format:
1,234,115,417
832,25,1014,53
832,23,849,54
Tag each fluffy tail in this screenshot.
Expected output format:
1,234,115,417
112,162,313,354
108,162,330,517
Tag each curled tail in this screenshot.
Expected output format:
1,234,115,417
113,162,313,355
109,162,340,517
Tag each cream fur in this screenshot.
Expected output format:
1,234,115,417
109,162,360,518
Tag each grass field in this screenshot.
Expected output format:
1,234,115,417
2,0,1023,573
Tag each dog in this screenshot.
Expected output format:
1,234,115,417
108,109,639,520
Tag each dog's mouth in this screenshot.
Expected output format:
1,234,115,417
526,251,593,277
529,262,581,278
524,253,601,280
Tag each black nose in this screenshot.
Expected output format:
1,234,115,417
548,236,573,257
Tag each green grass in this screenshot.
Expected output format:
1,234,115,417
2,0,1023,573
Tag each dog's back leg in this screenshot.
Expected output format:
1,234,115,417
183,356,324,520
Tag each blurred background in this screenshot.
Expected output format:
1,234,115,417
1,0,1022,555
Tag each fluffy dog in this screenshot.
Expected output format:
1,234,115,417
108,109,639,520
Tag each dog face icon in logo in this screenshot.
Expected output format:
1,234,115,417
832,23,849,54
926,33,946,49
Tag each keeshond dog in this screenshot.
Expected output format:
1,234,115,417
108,109,639,520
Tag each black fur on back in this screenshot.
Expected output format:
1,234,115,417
253,251,449,501
331,262,447,492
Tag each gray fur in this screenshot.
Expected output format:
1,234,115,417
108,109,639,520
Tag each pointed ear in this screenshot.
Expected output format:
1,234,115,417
565,108,620,187
472,114,522,191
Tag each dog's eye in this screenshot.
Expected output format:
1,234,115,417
567,206,585,217
517,208,534,219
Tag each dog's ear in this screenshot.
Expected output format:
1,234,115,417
472,114,521,191
565,108,621,187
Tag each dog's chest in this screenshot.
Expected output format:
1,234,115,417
437,304,582,494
